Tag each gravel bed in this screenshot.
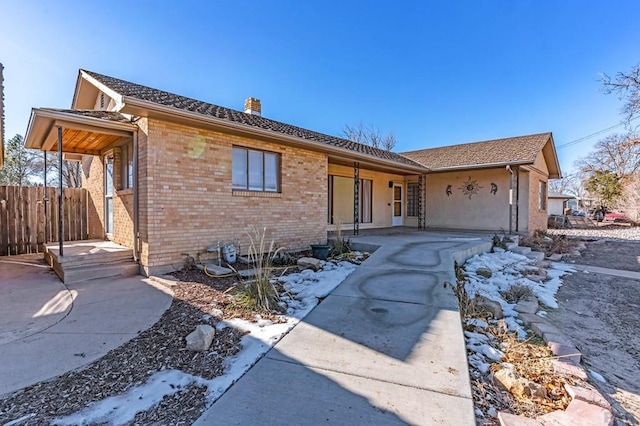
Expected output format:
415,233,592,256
0,271,248,426
547,225,640,241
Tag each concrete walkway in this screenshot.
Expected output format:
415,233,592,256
0,254,173,396
570,263,640,280
196,231,493,425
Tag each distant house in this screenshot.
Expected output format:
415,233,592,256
548,192,573,216
24,70,562,276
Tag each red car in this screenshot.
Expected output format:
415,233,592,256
604,211,628,222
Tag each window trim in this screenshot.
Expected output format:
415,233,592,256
539,180,547,211
232,146,281,193
120,143,134,190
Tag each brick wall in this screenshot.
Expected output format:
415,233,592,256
527,171,549,233
141,119,328,275
82,142,135,247
83,155,104,239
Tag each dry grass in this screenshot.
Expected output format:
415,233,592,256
519,230,580,256
501,284,534,304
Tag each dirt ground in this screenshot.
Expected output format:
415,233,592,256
575,240,640,272
546,241,640,425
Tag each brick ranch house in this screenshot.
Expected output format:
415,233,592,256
24,70,561,276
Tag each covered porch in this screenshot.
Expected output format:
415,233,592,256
23,108,140,282
327,154,428,236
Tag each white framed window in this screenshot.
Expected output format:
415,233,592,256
232,146,280,192
121,143,134,189
406,182,419,217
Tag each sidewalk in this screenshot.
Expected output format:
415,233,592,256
0,255,173,396
195,231,493,425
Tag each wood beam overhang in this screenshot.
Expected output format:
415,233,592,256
24,108,136,154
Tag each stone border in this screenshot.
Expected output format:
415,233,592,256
497,260,614,426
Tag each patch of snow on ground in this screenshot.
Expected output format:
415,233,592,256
55,370,206,426
463,249,573,384
55,261,357,426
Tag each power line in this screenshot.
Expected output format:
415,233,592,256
557,116,639,149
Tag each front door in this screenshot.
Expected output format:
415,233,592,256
105,154,114,236
392,183,403,226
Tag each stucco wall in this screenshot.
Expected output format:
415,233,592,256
424,169,513,231
142,119,328,275
327,163,406,229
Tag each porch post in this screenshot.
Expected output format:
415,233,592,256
418,174,425,230
132,132,139,262
43,150,48,244
507,165,513,234
353,162,360,236
57,126,63,257
515,166,520,232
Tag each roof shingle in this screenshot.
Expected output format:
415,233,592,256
81,70,424,168
400,133,552,170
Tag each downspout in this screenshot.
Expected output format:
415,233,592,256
132,131,139,263
506,165,513,235
515,166,520,232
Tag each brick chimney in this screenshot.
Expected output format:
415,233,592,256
244,97,261,116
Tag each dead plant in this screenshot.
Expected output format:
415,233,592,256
519,230,579,256
330,216,351,257
500,283,534,304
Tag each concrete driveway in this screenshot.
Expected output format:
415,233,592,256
0,254,173,397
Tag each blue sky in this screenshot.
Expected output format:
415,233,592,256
1,1,638,174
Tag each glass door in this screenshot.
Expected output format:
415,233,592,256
392,184,403,226
105,154,114,236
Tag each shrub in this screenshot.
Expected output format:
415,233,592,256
234,227,282,312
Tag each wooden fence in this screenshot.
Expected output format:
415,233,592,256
0,186,88,256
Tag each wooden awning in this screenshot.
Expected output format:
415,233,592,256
24,108,138,155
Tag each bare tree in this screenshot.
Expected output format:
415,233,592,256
575,133,640,179
618,173,640,222
44,154,83,188
601,63,640,124
343,123,396,151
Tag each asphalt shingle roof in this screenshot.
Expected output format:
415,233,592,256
82,70,424,168
401,133,552,170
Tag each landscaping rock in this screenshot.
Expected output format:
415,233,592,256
185,324,216,352
565,384,612,411
493,367,520,392
497,411,542,426
297,257,321,271
493,367,547,401
564,399,614,426
547,253,563,261
474,295,503,318
209,308,224,318
515,297,539,314
476,267,493,278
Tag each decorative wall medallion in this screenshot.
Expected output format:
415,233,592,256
459,176,483,199
446,185,452,197
490,183,498,195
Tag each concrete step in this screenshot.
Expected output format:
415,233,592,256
61,261,139,284
54,249,134,268
505,242,519,251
